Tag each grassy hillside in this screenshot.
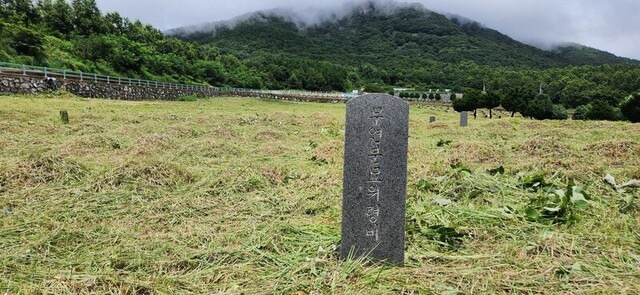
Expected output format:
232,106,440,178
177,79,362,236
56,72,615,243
1,94,639,293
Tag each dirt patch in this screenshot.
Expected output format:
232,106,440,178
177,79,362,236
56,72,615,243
166,125,196,138
255,142,291,156
92,160,194,190
188,139,241,158
447,142,499,164
68,135,121,154
427,122,449,129
313,140,342,162
308,112,339,127
211,126,236,139
6,155,87,186
584,141,640,160
256,130,285,140
265,112,304,126
519,137,569,157
129,134,173,155
259,166,287,185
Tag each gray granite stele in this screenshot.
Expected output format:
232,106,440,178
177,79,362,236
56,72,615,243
430,116,436,123
460,111,468,127
340,94,409,266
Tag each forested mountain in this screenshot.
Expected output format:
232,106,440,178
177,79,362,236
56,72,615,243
174,2,636,70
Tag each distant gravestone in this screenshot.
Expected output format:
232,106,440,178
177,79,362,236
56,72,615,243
340,94,409,266
430,116,436,123
460,111,468,127
60,110,69,124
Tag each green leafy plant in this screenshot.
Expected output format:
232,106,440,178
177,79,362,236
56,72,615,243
488,166,505,175
416,179,435,192
519,173,552,192
525,180,590,225
620,194,637,214
436,139,452,147
450,162,472,174
424,225,466,250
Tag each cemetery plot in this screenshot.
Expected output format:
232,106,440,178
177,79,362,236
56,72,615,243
0,94,639,294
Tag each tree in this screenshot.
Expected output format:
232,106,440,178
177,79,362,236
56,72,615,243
452,93,477,116
11,26,44,60
104,11,125,35
462,89,482,118
196,60,226,86
4,0,39,26
363,84,386,93
429,93,435,100
526,94,554,120
573,105,591,120
450,93,457,101
40,0,74,37
502,87,534,117
482,90,501,118
72,0,106,35
585,100,623,121
435,93,442,101
620,93,640,123
551,104,568,120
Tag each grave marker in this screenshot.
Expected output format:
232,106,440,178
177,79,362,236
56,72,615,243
340,94,409,266
430,116,436,123
60,110,69,124
460,111,468,127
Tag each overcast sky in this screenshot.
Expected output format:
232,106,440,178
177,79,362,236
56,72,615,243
95,0,640,59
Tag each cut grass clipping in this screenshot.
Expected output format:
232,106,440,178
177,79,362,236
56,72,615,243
1,94,639,294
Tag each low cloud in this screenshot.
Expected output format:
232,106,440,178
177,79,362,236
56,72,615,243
96,0,640,59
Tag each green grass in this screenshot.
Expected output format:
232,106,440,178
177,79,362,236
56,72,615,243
1,94,639,294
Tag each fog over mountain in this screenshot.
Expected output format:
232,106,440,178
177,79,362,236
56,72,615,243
96,0,640,59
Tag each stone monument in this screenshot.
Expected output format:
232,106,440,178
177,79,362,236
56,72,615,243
340,94,409,266
460,111,468,127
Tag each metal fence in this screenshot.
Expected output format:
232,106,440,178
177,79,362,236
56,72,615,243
0,61,359,99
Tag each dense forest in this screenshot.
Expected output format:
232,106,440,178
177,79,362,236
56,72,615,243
0,0,265,87
0,0,639,121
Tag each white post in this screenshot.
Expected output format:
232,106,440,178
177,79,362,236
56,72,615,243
63,70,66,80
44,67,48,78
107,76,110,84
22,65,26,75
80,72,83,81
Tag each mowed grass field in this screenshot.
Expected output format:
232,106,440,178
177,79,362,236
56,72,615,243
1,94,639,294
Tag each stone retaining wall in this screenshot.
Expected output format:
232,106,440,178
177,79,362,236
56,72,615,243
0,74,347,103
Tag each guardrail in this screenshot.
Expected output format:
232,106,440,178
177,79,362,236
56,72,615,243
0,61,214,91
0,61,359,100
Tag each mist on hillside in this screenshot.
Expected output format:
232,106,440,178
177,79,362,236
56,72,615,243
165,0,438,36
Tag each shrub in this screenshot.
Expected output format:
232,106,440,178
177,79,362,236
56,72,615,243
573,104,591,120
551,104,568,120
363,84,386,93
526,94,554,120
586,100,623,121
620,93,640,123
